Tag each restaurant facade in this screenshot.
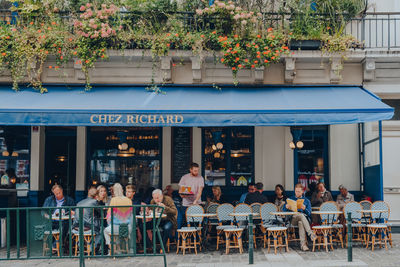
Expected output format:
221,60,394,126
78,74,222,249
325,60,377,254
0,48,395,220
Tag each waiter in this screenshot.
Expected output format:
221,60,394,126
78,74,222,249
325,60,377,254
178,162,204,224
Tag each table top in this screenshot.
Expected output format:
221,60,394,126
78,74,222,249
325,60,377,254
52,215,74,221
136,213,167,219
312,211,343,215
229,213,260,217
357,210,387,213
188,213,217,217
312,207,320,211
270,211,298,216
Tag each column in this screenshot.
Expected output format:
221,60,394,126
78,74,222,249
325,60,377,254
29,126,45,206
162,127,172,189
75,126,87,202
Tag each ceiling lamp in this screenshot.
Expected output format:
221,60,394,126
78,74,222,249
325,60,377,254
2,151,9,157
296,141,304,149
128,147,135,153
11,152,18,157
216,142,223,150
214,152,221,158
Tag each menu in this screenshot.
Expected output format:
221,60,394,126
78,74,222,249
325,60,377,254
171,127,192,183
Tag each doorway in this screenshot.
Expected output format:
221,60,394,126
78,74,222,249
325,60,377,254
44,127,77,198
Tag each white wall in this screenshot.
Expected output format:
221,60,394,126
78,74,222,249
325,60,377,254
30,126,45,191
368,0,400,12
76,126,87,191
162,127,172,189
329,124,361,191
255,126,293,190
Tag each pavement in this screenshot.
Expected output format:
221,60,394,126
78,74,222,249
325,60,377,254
2,234,400,267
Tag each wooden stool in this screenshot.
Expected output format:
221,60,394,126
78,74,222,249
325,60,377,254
265,227,289,254
223,228,244,254
366,224,388,251
72,229,96,256
176,227,200,255
43,230,60,256
111,234,129,254
166,237,177,253
312,225,334,252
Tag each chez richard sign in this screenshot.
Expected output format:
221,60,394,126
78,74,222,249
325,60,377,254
90,114,184,125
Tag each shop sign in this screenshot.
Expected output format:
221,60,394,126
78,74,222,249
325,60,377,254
89,114,184,125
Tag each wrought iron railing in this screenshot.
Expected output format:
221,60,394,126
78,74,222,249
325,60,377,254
0,205,167,267
0,10,399,50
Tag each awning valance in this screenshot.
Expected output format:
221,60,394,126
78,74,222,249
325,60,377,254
0,85,393,126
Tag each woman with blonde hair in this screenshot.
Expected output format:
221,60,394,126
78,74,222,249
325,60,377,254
209,186,228,204
103,183,132,253
96,185,109,206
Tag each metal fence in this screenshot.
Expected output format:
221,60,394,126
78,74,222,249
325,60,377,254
0,205,167,267
0,9,399,50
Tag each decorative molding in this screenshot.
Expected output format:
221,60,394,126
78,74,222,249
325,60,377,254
330,57,342,83
363,58,376,82
254,66,264,83
284,57,296,83
190,56,202,82
160,56,172,82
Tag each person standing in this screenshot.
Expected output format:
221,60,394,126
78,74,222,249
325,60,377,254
311,182,333,207
178,162,204,224
283,184,316,251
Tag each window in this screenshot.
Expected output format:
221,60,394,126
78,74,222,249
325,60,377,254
382,100,400,120
89,127,161,189
0,126,30,187
202,127,254,187
294,126,329,190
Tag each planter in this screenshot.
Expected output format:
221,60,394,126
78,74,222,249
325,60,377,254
289,40,322,50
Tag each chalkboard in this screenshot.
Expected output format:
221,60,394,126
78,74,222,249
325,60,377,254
171,127,192,183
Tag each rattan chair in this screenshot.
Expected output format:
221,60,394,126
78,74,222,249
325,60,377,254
260,202,278,248
343,201,366,245
319,201,343,248
234,203,256,248
369,201,392,248
360,200,373,223
216,203,237,250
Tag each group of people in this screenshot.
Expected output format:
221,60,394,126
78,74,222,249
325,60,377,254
41,161,361,253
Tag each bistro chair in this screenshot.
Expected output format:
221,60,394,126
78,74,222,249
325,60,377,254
206,203,219,240
216,203,237,250
42,229,61,256
311,225,334,252
360,200,373,223
265,226,289,254
234,203,257,248
260,202,278,248
224,227,244,254
186,204,204,249
343,201,367,245
369,201,392,248
319,201,343,248
176,227,201,255
71,228,96,256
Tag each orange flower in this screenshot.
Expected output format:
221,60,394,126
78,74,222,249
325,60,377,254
11,28,16,32
47,27,52,30
55,66,59,69
101,55,104,58
45,51,49,54
232,67,236,70
175,33,179,37
172,63,176,67
60,56,63,60
257,34,261,38
166,43,170,47
235,57,239,61
256,51,260,54
85,60,89,64
201,34,205,38
236,43,240,48
254,60,258,64
234,34,238,38
251,65,255,68
48,66,52,69
256,55,260,58
29,21,34,25
69,38,73,42
254,45,259,49
1,52,6,56
212,31,216,34
244,59,248,63
51,21,56,25
267,27,273,32
271,56,275,60
238,64,243,68
221,58,225,63
166,33,171,36
264,59,269,63
73,51,77,55
37,29,41,33
5,36,10,39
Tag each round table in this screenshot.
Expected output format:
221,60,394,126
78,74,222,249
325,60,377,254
136,213,167,220
270,212,298,216
229,213,260,217
188,213,217,218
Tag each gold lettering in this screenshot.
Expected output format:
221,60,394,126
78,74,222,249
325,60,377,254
148,115,157,124
90,115,98,124
135,115,139,123
108,115,114,123
115,115,122,123
158,115,165,124
166,115,174,124
127,115,134,124
139,115,147,123
98,115,107,124
175,115,184,123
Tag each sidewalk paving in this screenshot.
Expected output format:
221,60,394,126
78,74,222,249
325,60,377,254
3,234,399,267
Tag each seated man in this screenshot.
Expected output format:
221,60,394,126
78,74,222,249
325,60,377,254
239,183,256,203
283,183,316,251
150,189,178,247
311,182,333,207
336,184,354,210
244,182,268,205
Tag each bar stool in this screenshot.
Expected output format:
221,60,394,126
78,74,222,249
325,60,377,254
71,229,95,256
265,226,289,254
224,228,244,254
312,225,334,252
43,230,60,256
366,224,388,251
176,227,200,255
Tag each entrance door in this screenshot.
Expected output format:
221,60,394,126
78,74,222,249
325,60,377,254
44,127,77,198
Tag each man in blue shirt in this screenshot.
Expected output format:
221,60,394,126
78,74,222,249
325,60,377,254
239,183,256,203
283,183,316,251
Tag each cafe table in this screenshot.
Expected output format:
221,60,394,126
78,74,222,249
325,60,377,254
136,213,167,220
311,211,342,225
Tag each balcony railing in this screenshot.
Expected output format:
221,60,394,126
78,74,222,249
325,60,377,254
0,10,399,50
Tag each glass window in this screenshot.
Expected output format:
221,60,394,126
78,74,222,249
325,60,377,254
89,127,161,190
294,126,329,190
0,126,30,187
382,100,400,120
203,127,254,187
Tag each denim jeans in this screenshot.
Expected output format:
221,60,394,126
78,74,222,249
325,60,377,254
160,221,174,246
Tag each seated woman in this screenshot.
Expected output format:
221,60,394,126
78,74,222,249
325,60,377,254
270,184,287,210
104,183,132,253
208,186,228,204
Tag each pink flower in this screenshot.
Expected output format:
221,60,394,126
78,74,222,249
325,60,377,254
86,3,91,8
80,5,86,12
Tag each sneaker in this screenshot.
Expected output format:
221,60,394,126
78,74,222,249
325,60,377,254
301,245,309,251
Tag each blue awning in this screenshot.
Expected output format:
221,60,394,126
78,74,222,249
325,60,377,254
0,85,393,126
